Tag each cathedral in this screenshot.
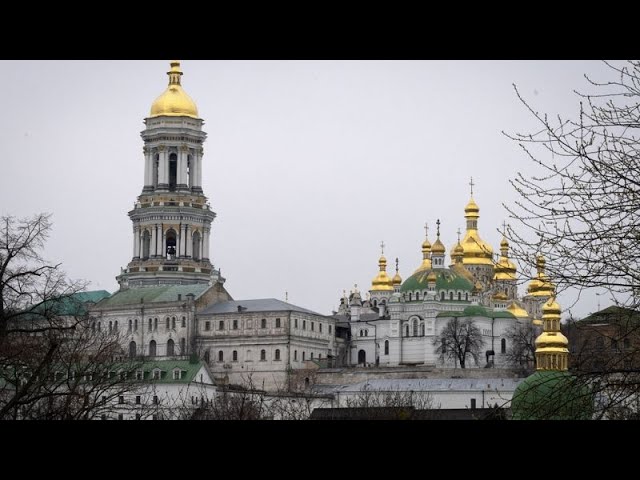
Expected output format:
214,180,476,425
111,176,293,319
334,190,557,368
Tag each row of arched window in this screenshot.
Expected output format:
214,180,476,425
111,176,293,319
204,349,322,363
128,338,185,358
404,291,470,302
91,316,187,334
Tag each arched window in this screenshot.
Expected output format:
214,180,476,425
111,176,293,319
167,339,175,356
180,337,185,354
442,339,447,354
109,321,113,333
142,230,150,259
421,323,425,336
405,325,409,337
218,350,224,362
302,351,306,361
181,317,186,328
276,318,281,328
134,319,138,331
465,293,469,301
260,349,266,361
409,293,412,301
171,317,176,330
149,340,157,357
450,292,454,300
192,231,201,260
97,322,101,332
169,153,177,191
91,322,96,331
311,352,314,360
373,299,377,307
413,319,418,337
384,340,389,355
128,319,132,332
294,350,298,361
204,349,210,364
114,321,118,331
303,320,307,330
458,292,461,301
165,317,170,330
416,292,420,301
261,318,267,329
441,291,445,301
275,349,281,360
501,338,506,354
233,350,238,361
165,229,177,259
154,318,158,331
365,330,368,337
129,341,136,358
358,350,366,365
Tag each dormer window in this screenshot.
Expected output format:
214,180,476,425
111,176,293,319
153,369,161,380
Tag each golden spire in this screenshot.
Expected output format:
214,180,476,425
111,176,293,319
494,222,517,281
534,297,569,371
416,222,432,272
431,219,446,255
460,178,493,266
392,257,403,286
527,253,556,297
371,242,394,291
451,228,464,264
150,61,199,118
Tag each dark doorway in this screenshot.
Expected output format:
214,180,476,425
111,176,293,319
358,349,366,365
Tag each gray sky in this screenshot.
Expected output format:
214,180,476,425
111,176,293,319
0,60,613,318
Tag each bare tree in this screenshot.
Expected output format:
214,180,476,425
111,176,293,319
504,60,640,311
434,317,482,368
0,213,141,419
504,321,537,374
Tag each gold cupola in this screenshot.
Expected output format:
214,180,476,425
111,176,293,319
534,297,569,371
392,257,402,286
460,179,494,266
494,230,517,281
150,61,199,118
527,254,556,297
415,223,432,272
507,301,530,318
371,243,394,292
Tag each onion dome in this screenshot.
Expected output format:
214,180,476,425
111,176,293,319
392,257,402,286
371,254,394,292
507,302,530,318
150,61,199,118
460,191,494,266
494,234,517,281
527,254,556,297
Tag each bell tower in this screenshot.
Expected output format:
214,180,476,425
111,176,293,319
117,61,223,288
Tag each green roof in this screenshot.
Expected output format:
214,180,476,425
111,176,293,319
436,305,516,319
579,306,640,325
96,285,209,308
137,359,208,384
511,370,593,420
400,268,474,295
28,290,111,317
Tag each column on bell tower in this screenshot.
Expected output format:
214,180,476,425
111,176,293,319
178,145,189,190
203,228,210,260
150,224,157,257
157,146,168,190
133,225,140,258
143,147,153,192
186,225,193,257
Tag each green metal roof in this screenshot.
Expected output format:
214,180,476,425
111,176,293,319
29,290,111,317
436,305,516,319
400,268,474,294
511,370,593,420
96,285,209,308
137,359,208,384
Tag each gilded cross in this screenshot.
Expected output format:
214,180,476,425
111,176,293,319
469,177,475,196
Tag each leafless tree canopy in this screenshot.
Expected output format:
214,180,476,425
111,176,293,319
0,214,140,419
504,321,537,374
433,317,482,368
504,60,640,311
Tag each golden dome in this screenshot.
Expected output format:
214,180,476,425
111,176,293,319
494,235,517,281
527,254,556,297
415,236,432,273
150,61,199,118
427,271,437,283
542,298,561,318
464,198,480,218
492,291,508,301
535,297,569,371
392,257,402,285
507,302,530,318
371,255,394,291
431,238,446,255
461,231,494,266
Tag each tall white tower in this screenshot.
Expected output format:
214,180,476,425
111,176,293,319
117,61,223,288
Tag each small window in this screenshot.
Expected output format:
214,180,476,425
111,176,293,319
165,317,170,330
384,340,389,355
294,350,298,361
128,319,132,332
311,352,314,360
329,325,332,334
319,323,323,333
233,320,238,330
181,316,186,328
458,292,461,301
118,414,124,421
449,292,453,301
97,322,101,331
260,349,266,361
295,318,298,328
302,351,306,361
134,319,138,331
470,398,477,409
465,293,469,301
276,318,281,328
416,292,420,301
218,350,224,362
135,370,143,380
405,325,409,337
275,349,281,361
261,318,267,329
173,369,181,380
171,317,176,329
153,396,159,405
303,320,307,330
153,369,160,380
233,350,238,361
154,318,158,331
218,320,224,331
421,324,425,336
409,293,412,301
118,396,124,404
501,338,507,354
135,395,141,405
135,414,141,421
311,322,315,331
148,318,152,332
205,321,211,331
440,292,445,301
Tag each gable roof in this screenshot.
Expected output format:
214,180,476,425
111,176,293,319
95,285,210,308
199,298,323,316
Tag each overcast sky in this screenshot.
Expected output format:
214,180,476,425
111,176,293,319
0,60,614,318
